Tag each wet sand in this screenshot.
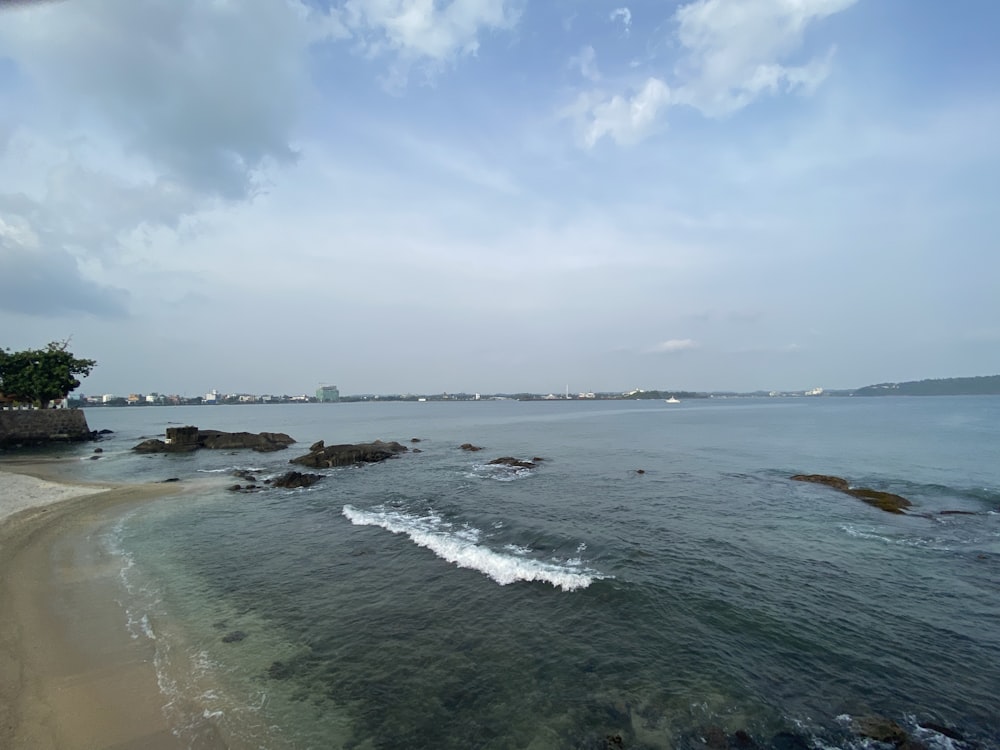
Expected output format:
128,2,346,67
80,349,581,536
0,465,201,749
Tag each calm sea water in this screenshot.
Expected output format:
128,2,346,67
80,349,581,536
50,399,1000,748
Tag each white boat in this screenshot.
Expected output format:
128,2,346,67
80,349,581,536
665,397,680,404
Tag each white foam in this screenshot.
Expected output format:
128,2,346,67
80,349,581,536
342,505,602,591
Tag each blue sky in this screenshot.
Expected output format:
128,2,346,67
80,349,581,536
1,0,998,396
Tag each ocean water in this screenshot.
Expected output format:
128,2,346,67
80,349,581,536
49,398,1000,748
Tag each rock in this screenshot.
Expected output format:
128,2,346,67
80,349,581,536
488,457,537,469
132,427,295,454
228,484,243,491
133,438,170,453
93,447,103,453
917,722,964,741
270,471,324,489
267,660,293,680
791,474,912,514
159,477,180,483
412,448,423,453
939,510,978,515
635,469,645,475
221,630,247,643
854,716,908,746
731,730,757,749
848,488,911,514
98,429,113,434
88,455,100,460
309,440,325,451
769,732,810,750
411,437,422,443
232,469,257,482
290,440,408,468
790,474,850,491
197,429,295,453
460,443,483,451
532,457,545,462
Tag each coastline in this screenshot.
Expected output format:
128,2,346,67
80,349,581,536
0,465,216,749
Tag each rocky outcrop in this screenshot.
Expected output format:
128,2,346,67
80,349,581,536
488,457,537,469
459,443,483,451
269,471,324,489
791,474,912,514
290,440,408,468
132,426,295,454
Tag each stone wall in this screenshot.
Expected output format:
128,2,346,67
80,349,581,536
0,409,92,448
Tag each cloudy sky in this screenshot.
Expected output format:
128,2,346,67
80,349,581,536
1,0,998,396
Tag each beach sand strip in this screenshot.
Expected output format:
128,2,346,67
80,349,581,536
0,467,219,749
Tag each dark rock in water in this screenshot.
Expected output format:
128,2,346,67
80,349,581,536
88,455,100,460
228,484,244,491
791,474,912,514
533,456,545,462
769,732,810,750
460,443,483,451
488,456,537,469
731,730,758,749
411,437,422,443
221,630,247,643
700,726,728,749
603,735,624,749
309,439,324,451
270,471,324,489
791,474,850,491
854,716,908,745
290,440,408,468
93,447,103,453
917,722,964,741
98,429,113,435
268,660,293,680
939,510,978,516
848,488,911,514
133,438,172,453
635,469,645,475
197,429,295,453
232,469,257,482
132,426,295,454
159,477,180,483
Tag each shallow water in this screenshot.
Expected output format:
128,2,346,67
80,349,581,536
55,398,1000,748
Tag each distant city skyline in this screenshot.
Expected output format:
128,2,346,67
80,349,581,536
2,1,998,395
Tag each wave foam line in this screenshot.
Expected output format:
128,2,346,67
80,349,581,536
342,505,600,591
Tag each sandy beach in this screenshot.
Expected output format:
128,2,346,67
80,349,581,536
0,465,202,749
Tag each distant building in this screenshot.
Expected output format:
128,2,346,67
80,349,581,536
316,385,340,403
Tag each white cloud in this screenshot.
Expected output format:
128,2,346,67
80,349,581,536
673,0,856,116
610,7,632,35
570,0,859,147
338,0,521,64
647,338,699,353
571,45,601,82
575,77,671,147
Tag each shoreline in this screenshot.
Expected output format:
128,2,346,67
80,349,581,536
0,463,217,749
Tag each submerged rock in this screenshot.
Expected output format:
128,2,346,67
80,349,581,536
791,474,912,514
854,716,908,746
460,442,484,451
221,630,247,643
290,439,408,468
790,474,850,491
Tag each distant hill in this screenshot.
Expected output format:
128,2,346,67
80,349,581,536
854,375,1000,396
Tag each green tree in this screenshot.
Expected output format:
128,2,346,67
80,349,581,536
0,341,96,408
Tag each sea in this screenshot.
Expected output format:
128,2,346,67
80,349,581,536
23,397,1000,749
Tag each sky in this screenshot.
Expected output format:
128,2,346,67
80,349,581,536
1,0,998,397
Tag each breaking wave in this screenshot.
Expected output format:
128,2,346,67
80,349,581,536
342,505,602,591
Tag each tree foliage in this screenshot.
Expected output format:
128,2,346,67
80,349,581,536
0,341,97,407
